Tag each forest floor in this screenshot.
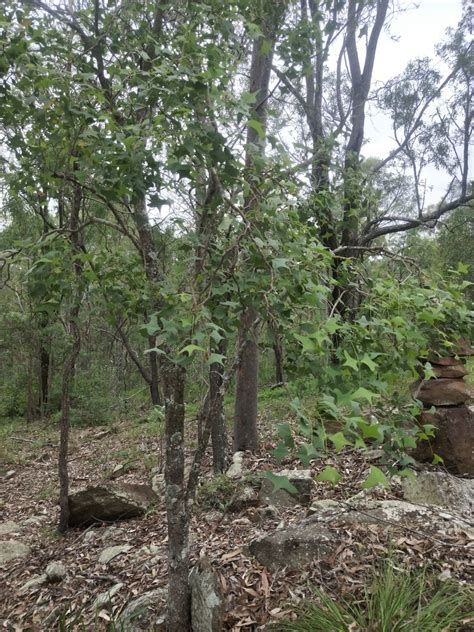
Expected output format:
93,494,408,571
0,408,472,631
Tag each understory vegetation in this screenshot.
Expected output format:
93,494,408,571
0,0,473,629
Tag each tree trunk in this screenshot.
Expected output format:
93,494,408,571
132,192,192,629
233,1,284,451
58,182,83,533
163,362,189,631
148,335,161,406
58,307,81,533
210,339,227,473
273,340,284,386
39,344,50,411
233,306,259,451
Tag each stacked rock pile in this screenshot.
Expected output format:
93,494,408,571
410,340,474,475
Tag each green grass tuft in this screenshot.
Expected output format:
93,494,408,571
270,562,473,632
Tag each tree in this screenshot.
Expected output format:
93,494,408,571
233,0,287,452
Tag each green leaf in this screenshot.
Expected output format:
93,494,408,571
350,387,378,404
329,432,351,452
358,420,382,440
316,465,342,485
179,344,205,356
143,313,159,336
271,443,288,463
277,423,295,448
298,442,319,466
457,262,469,274
343,351,359,370
264,472,298,495
272,258,289,270
422,362,436,380
362,465,389,489
360,353,377,372
294,333,316,353
431,453,444,465
399,468,416,480
144,347,165,355
248,119,265,140
207,353,226,366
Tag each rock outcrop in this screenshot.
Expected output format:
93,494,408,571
411,344,474,474
0,540,30,565
401,471,473,517
249,496,471,570
260,470,314,508
116,589,166,631
68,483,158,527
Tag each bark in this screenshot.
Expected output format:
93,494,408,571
233,306,259,451
233,1,283,451
163,362,189,631
334,0,389,319
39,343,50,410
341,0,389,258
132,192,191,630
148,335,161,406
273,340,284,386
58,182,83,533
209,339,227,473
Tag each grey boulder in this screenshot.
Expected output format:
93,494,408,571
68,483,158,527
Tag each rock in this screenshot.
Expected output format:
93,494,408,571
94,582,123,609
226,452,244,479
364,449,386,462
228,486,260,512
413,407,474,475
5,470,16,480
23,514,47,526
98,545,132,565
0,540,30,565
249,521,336,570
260,470,313,507
307,499,344,516
453,339,474,356
20,574,47,592
83,525,126,544
410,378,474,407
401,471,473,517
0,521,21,535
45,561,67,581
249,498,469,570
117,589,166,631
429,363,468,379
109,463,127,480
151,473,164,495
190,558,224,632
68,483,158,526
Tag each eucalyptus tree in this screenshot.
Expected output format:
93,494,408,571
233,0,288,451
272,1,472,307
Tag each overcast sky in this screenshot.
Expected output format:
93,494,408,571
366,0,466,202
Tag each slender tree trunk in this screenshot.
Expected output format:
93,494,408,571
210,339,227,473
39,344,50,410
132,191,191,629
148,335,161,406
163,362,189,631
58,305,81,533
233,1,284,451
273,341,284,385
233,307,259,451
58,183,83,533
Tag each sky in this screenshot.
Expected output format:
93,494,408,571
366,0,466,203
